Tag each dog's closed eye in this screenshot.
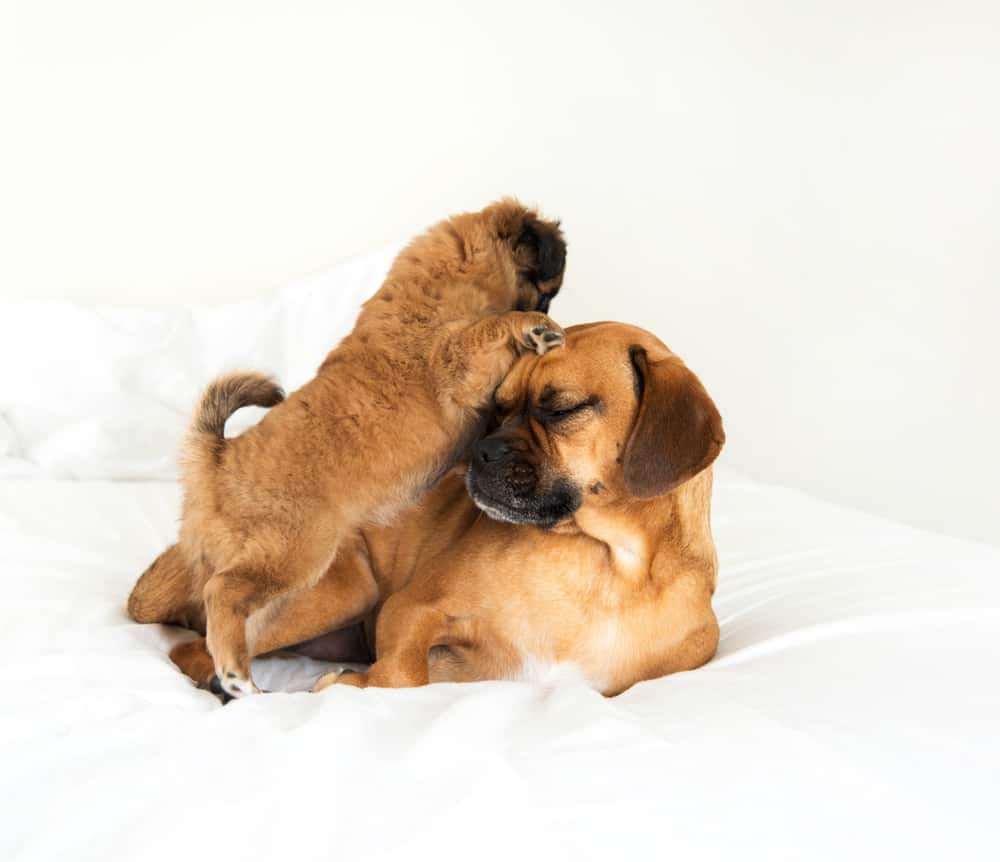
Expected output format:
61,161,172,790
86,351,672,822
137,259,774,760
535,398,599,424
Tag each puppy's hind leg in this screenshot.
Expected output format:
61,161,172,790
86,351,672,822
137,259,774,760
202,566,267,698
203,539,340,699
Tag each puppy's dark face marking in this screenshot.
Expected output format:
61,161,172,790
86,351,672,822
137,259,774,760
465,323,724,527
511,216,567,313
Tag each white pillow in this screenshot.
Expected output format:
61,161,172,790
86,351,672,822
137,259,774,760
0,245,402,479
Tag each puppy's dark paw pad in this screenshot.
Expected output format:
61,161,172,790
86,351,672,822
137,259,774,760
531,326,564,355
519,315,564,355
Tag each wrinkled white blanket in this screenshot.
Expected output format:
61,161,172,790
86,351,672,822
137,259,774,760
1,473,998,861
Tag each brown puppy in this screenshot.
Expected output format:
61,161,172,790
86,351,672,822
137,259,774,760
128,200,567,699
131,323,724,697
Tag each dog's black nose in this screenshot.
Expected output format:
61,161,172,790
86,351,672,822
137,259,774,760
477,437,513,464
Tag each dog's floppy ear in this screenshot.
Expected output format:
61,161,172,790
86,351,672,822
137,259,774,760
622,346,725,498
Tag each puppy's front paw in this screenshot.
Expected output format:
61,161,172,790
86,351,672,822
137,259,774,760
519,313,565,355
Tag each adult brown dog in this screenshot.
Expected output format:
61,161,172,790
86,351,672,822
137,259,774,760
130,322,725,697
127,200,567,699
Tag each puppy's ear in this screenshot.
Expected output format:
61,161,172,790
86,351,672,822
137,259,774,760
516,217,567,287
622,346,725,498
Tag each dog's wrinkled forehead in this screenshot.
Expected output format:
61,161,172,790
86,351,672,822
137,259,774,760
497,323,661,408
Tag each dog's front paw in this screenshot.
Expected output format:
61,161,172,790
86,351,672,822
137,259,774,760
312,670,345,692
519,313,565,356
312,668,363,692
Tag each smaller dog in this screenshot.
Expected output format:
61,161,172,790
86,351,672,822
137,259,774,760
128,200,567,699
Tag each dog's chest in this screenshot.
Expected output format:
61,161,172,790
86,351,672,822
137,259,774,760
507,533,655,694
511,613,635,695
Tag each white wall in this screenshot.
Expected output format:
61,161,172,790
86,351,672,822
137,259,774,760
5,1,999,545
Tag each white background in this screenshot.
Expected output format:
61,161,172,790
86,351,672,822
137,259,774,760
4,1,998,545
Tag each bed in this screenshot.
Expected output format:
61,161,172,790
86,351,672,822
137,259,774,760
2,252,998,861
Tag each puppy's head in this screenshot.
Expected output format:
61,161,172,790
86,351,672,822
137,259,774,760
482,198,567,312
465,323,725,527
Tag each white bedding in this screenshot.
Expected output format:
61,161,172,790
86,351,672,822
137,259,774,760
1,473,998,861
2,252,998,859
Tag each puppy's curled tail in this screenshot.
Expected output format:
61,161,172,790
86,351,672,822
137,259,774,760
184,372,285,470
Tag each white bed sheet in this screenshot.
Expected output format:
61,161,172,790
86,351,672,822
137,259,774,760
1,472,997,861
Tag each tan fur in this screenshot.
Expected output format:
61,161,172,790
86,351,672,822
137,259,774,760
130,323,725,698
130,200,567,698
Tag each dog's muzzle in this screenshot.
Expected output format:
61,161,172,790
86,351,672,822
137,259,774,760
465,434,580,528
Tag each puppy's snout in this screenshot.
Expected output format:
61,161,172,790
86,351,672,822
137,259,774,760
477,437,514,465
